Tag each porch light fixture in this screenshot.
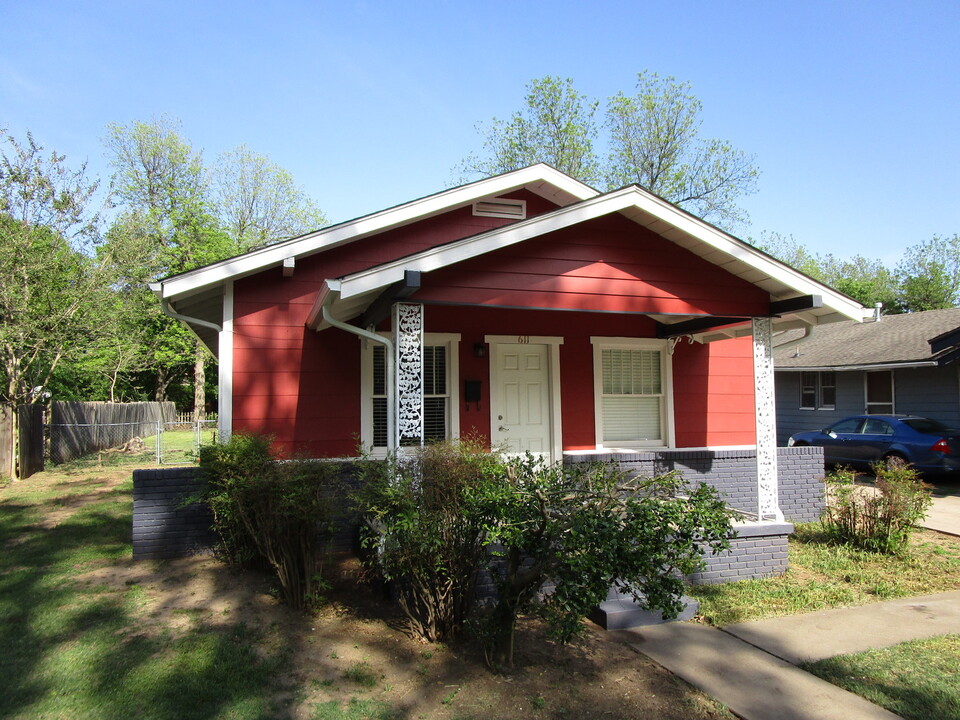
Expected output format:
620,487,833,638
473,342,487,358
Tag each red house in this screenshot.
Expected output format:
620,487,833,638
153,164,863,531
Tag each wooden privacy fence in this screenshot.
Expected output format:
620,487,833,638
49,401,176,465
0,404,45,481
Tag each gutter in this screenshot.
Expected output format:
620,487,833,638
777,361,938,372
149,283,223,334
319,289,397,452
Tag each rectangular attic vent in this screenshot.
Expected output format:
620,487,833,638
472,198,527,219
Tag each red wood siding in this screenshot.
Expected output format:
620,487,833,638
672,336,756,447
413,214,770,317
232,190,560,457
231,202,760,456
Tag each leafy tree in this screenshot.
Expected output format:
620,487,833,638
896,235,960,312
458,73,759,229
0,131,106,404
212,145,326,251
605,72,759,226
756,233,903,312
103,117,233,416
457,76,601,185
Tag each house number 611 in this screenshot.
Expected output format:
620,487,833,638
517,336,530,344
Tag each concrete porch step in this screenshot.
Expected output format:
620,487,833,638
590,587,700,630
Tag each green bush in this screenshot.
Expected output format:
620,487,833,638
354,443,733,670
199,433,340,609
353,439,504,642
474,455,732,670
822,463,932,554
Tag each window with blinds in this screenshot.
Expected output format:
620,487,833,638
371,344,449,447
599,348,663,444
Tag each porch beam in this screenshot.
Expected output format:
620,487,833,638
770,294,823,316
360,270,421,328
753,317,784,522
657,316,751,338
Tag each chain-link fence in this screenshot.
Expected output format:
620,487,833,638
48,419,218,466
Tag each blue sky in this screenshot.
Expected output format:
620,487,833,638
2,0,957,264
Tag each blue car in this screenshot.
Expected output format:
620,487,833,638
787,414,960,474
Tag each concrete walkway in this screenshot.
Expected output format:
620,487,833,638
921,492,960,536
620,589,960,720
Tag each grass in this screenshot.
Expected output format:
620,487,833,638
47,428,215,471
690,522,960,626
0,467,290,720
802,635,960,720
313,697,396,720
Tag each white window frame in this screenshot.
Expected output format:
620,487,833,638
800,371,836,410
360,332,461,455
591,337,674,450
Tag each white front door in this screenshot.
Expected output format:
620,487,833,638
491,343,553,458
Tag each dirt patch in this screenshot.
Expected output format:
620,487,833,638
81,553,732,719
41,467,732,719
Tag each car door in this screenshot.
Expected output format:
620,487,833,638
858,417,895,465
821,417,867,464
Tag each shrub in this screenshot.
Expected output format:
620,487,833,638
199,433,340,609
352,439,505,642
822,463,932,554
475,455,732,670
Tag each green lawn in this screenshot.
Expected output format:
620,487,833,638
689,522,960,626
803,635,960,720
0,467,290,720
51,428,214,470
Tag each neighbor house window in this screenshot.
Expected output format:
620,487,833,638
800,371,836,410
591,338,671,448
361,333,460,453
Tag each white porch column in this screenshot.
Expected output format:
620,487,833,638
218,280,234,443
753,317,784,522
393,302,424,447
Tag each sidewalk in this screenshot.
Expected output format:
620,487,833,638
921,492,960,536
619,590,960,720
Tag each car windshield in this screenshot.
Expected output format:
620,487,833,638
901,418,955,435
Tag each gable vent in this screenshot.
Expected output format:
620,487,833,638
473,198,527,219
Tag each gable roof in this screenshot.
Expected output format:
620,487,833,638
774,307,960,370
307,184,865,337
154,164,598,303
153,163,867,354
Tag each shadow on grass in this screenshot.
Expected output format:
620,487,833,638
0,478,290,720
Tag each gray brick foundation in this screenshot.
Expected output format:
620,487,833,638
688,521,793,584
563,446,825,523
133,467,215,560
132,463,361,561
133,448,823,589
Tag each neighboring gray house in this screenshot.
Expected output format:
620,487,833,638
773,307,960,444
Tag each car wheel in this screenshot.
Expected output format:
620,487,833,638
882,453,908,471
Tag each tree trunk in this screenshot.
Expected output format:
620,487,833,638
194,341,205,423
154,367,171,402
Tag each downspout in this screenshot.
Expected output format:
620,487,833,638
320,292,397,453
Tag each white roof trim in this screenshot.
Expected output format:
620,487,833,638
331,185,863,323
156,165,598,301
